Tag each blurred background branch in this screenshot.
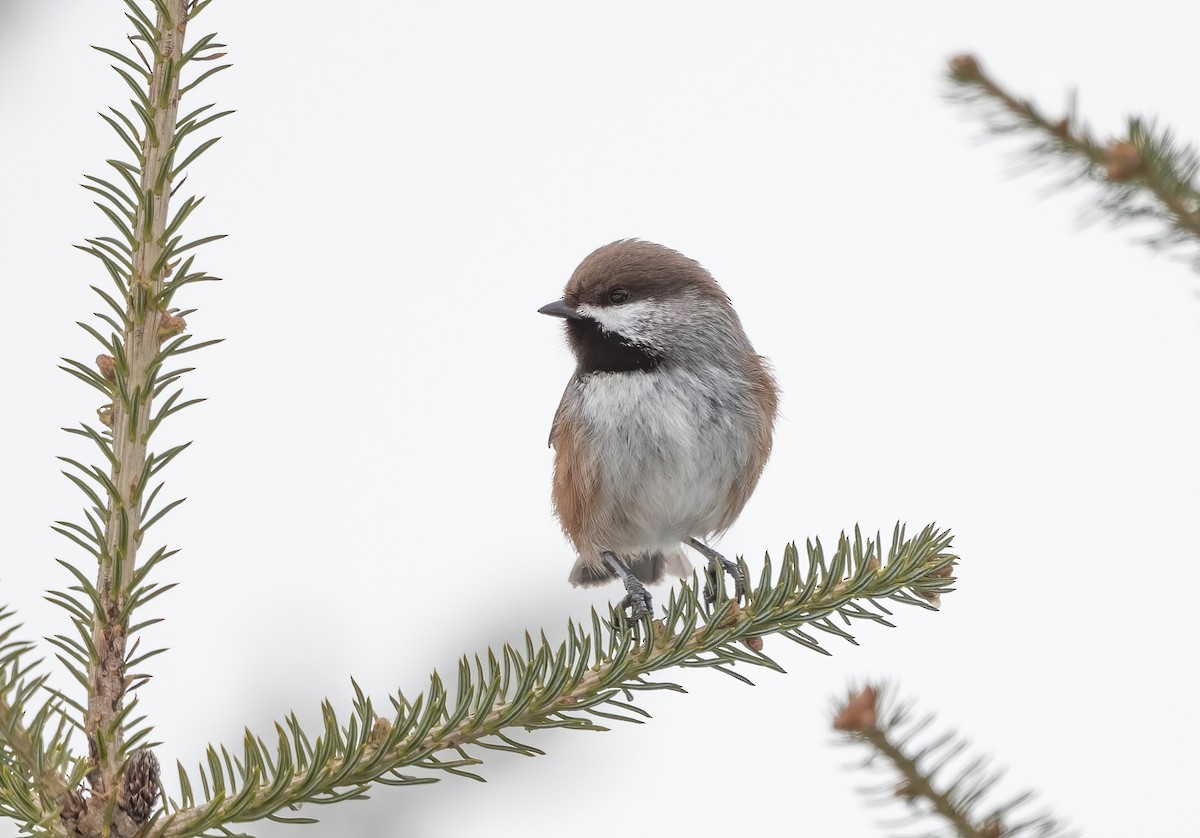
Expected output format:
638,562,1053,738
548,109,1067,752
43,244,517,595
833,684,1077,838
946,53,1200,268
817,49,1200,838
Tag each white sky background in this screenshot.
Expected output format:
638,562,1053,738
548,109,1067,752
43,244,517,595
2,2,1199,836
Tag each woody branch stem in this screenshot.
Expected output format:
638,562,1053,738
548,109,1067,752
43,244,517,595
86,0,189,797
949,54,1200,242
948,54,1106,164
863,726,987,838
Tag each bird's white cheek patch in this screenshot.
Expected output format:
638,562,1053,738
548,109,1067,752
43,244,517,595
576,300,658,341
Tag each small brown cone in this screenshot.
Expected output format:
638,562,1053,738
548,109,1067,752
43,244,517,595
118,748,160,824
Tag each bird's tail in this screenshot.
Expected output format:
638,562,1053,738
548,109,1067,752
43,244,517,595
568,548,691,588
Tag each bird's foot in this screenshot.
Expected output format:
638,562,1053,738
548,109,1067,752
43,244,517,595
689,538,745,606
619,579,653,623
601,551,654,627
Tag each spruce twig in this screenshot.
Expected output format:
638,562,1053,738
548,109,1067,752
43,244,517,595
833,684,1076,838
946,53,1200,266
38,0,228,834
84,0,189,808
0,609,70,834
147,526,956,838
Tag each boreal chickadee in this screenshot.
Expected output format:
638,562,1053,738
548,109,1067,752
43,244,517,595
540,240,778,621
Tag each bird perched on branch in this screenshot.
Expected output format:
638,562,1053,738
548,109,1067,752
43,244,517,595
540,240,778,622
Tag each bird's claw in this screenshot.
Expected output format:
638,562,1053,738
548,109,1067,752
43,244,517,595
688,538,745,607
702,565,718,606
703,555,745,607
599,550,653,633
620,582,653,624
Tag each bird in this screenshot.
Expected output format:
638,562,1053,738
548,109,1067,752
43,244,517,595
539,239,778,622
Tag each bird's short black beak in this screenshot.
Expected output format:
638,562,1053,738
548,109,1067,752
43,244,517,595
538,298,583,320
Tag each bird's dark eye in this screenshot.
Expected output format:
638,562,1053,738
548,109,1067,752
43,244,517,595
608,288,629,304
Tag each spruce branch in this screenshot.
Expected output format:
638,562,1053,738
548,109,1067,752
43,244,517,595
832,684,1076,838
145,525,956,838
0,607,72,835
39,1,229,835
6,3,968,837
84,0,190,799
946,54,1200,267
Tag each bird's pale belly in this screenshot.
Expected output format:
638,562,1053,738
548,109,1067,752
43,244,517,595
576,369,753,550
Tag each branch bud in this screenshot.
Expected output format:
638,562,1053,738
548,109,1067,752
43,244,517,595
715,600,747,629
947,54,982,81
833,685,878,732
1105,142,1142,181
59,789,86,832
158,312,187,341
980,818,1005,838
368,717,393,748
96,354,117,382
915,560,955,607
